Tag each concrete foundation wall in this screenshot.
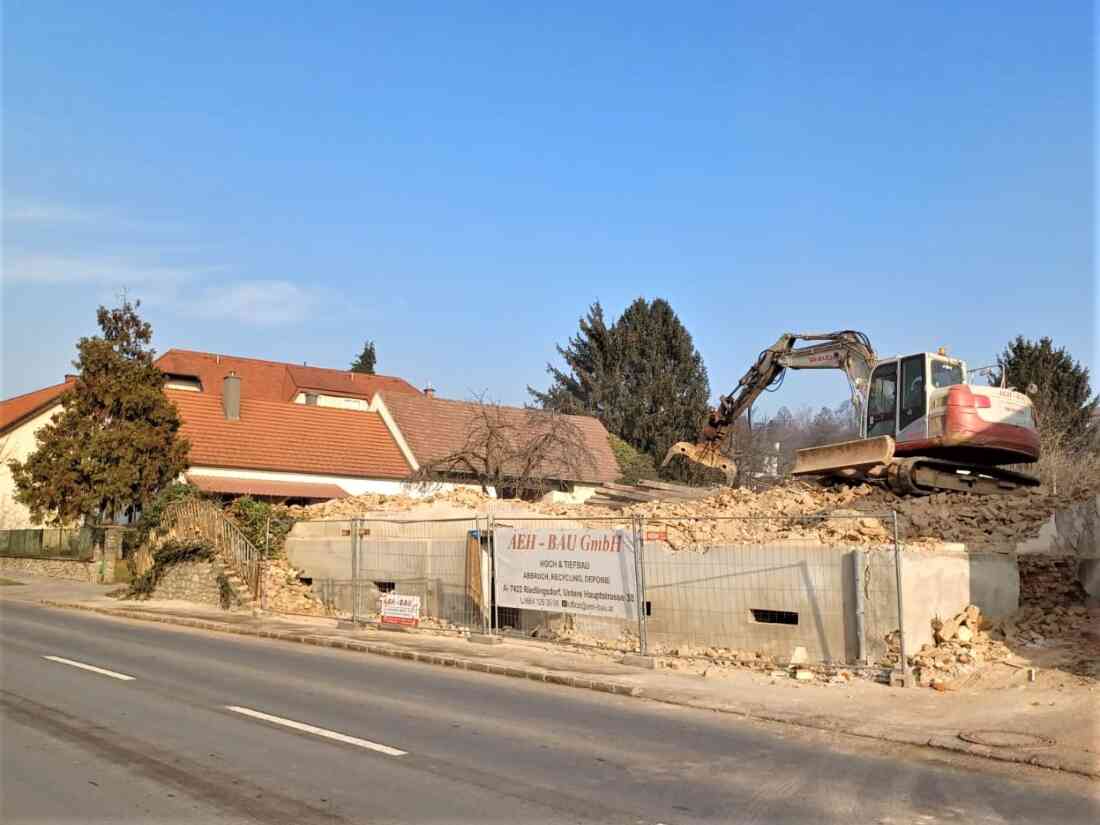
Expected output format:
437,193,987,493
863,549,1019,660
287,519,1021,664
288,520,479,625
642,543,854,661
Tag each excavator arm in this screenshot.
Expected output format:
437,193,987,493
662,330,877,480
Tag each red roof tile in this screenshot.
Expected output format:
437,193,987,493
0,378,74,433
169,390,412,479
377,393,619,484
186,474,348,500
155,349,421,402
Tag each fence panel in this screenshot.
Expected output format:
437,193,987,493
0,526,102,561
297,518,487,631
288,510,904,668
639,513,899,665
487,514,642,652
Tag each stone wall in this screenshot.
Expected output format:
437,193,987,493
151,560,238,609
1018,554,1086,608
0,556,96,581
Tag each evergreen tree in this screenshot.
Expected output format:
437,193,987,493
9,299,189,525
991,336,1096,449
532,297,711,480
613,298,711,462
351,340,377,374
528,302,622,431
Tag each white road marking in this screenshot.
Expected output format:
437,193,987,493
225,706,407,756
42,655,136,681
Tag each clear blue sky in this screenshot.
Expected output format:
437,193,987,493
3,2,1095,416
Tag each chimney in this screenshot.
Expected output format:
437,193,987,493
222,371,241,420
423,381,435,398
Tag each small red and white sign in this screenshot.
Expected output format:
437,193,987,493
380,594,421,627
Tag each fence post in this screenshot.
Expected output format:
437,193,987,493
351,517,360,625
852,548,867,665
489,515,498,635
891,510,912,687
634,515,648,656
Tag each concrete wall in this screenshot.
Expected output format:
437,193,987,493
862,549,1018,660
642,542,855,661
288,519,480,624
287,518,1021,664
0,407,60,529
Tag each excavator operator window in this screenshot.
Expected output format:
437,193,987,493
899,355,926,431
866,363,897,437
931,359,964,389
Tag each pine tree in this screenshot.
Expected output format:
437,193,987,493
528,302,622,430
532,298,712,481
991,336,1097,449
351,340,377,374
9,299,189,525
613,298,711,462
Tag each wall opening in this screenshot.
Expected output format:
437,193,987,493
750,608,799,625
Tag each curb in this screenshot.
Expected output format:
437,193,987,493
39,600,1099,780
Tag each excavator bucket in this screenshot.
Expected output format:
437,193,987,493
661,441,737,480
792,436,896,477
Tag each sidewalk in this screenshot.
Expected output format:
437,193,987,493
4,572,1096,779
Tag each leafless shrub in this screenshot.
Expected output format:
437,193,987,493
411,396,598,499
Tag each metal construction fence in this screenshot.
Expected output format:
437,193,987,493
0,525,106,561
293,511,907,666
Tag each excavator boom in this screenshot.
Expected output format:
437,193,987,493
662,330,876,480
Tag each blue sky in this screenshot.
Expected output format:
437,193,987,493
3,2,1094,416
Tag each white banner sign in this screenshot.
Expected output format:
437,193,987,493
380,594,421,627
493,527,638,620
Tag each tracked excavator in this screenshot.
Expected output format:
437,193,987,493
662,331,1041,495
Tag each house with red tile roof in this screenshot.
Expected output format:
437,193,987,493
0,349,617,526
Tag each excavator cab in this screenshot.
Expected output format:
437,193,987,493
864,353,967,443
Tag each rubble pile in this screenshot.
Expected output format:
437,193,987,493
1018,555,1087,609
260,558,326,616
288,487,493,520
908,604,1012,688
539,483,897,549
286,475,1096,553
886,488,1089,551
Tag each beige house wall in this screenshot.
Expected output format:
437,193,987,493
0,406,60,528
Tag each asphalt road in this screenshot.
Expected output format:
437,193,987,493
1,601,1096,824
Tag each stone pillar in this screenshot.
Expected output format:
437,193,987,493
98,526,124,584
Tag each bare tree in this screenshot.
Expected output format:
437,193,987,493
412,396,599,499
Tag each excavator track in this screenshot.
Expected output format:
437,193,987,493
885,457,1039,496
792,436,1039,496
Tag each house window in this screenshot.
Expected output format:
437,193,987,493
304,393,319,406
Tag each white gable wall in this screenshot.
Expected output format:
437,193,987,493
0,406,62,528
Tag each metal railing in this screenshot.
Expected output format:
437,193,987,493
159,499,262,598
